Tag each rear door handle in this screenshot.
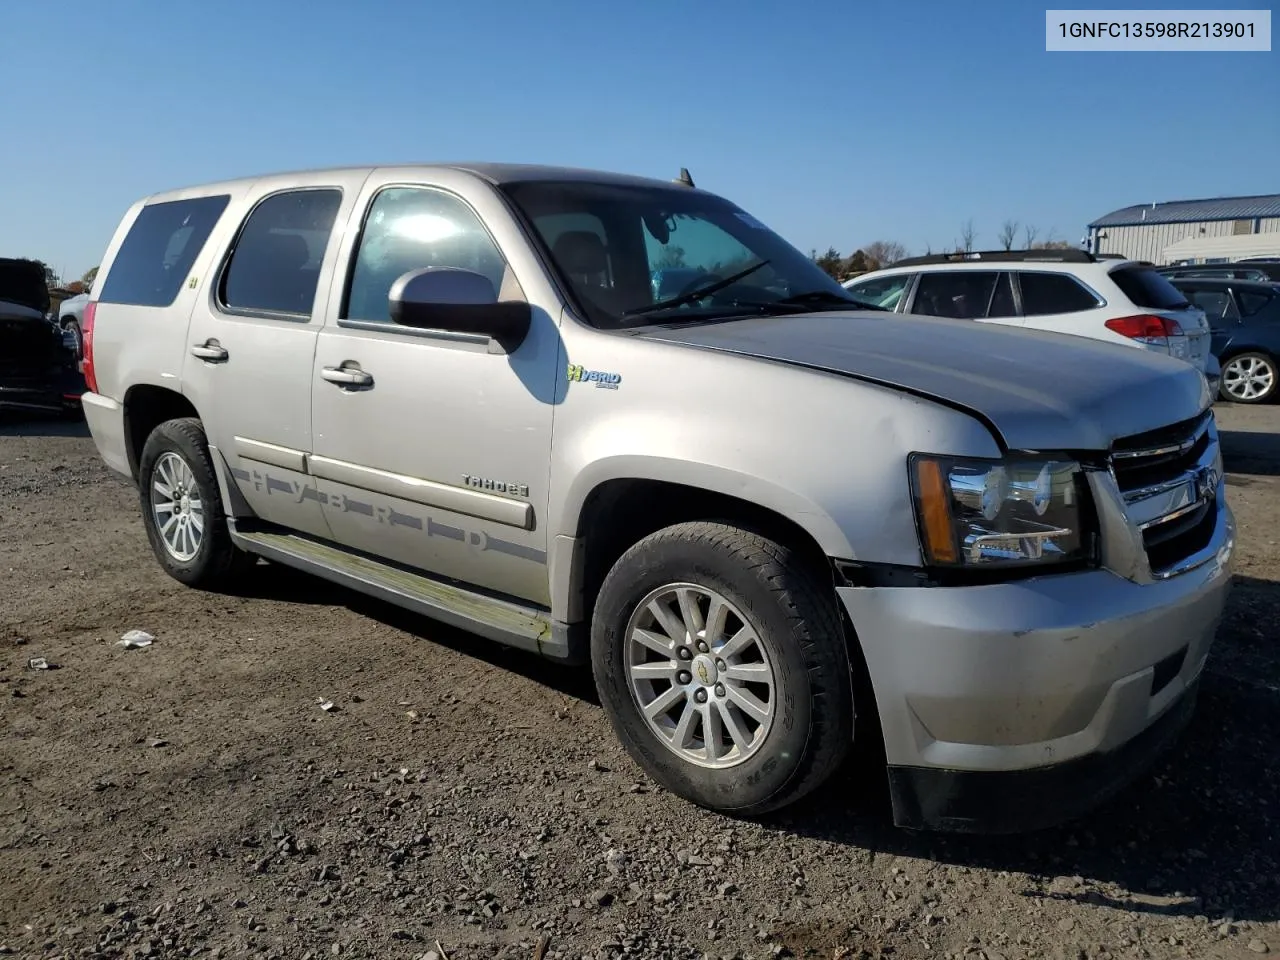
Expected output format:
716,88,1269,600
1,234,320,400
191,341,229,363
321,365,373,388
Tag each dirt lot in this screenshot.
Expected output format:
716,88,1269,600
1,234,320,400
2,405,1277,960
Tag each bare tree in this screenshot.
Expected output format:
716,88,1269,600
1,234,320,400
1022,224,1039,248
863,240,908,269
959,219,976,254
998,220,1019,251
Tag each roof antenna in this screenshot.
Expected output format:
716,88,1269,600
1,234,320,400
675,167,695,188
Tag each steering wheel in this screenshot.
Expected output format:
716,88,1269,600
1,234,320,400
675,272,724,300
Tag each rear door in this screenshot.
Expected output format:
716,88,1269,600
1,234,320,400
182,171,369,539
1179,282,1241,341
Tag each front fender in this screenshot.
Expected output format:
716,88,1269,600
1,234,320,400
561,453,856,559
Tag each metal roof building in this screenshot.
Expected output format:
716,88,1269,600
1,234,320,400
1087,193,1280,264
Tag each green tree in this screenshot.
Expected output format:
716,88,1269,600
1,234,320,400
82,266,99,289
845,250,871,274
812,246,844,279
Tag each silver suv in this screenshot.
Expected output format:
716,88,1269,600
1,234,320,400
78,164,1234,832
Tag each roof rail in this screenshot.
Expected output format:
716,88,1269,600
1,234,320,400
892,248,1097,267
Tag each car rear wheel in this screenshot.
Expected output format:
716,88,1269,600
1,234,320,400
62,319,83,358
1220,352,1277,404
137,417,253,587
590,521,854,816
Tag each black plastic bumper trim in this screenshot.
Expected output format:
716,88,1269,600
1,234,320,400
886,679,1200,834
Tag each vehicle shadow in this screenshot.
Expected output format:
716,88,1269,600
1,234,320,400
225,558,599,702
0,411,88,438
241,553,1279,924
1220,428,1280,477
345,591,600,704
774,571,1280,926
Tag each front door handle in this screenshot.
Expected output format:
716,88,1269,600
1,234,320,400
191,340,229,363
321,365,374,388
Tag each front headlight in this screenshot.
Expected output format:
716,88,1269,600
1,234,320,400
909,454,1088,568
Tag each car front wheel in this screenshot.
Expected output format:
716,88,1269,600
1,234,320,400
590,521,854,816
1220,352,1277,404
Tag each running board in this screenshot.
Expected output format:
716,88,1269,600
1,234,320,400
228,523,573,661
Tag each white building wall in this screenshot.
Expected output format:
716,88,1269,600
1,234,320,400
1092,217,1280,263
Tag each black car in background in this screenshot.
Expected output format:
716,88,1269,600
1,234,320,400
1159,261,1280,283
1170,276,1280,404
0,257,85,416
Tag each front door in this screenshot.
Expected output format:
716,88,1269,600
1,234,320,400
309,174,559,606
183,172,368,539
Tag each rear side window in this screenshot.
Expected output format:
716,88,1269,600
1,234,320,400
1185,288,1239,321
1110,266,1190,310
98,195,230,307
1018,272,1102,316
221,189,343,317
911,271,999,319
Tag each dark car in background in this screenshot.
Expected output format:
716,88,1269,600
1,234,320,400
1159,262,1280,284
0,257,84,416
1170,276,1280,404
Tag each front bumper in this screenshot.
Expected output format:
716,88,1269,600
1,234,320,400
0,367,84,413
837,503,1234,833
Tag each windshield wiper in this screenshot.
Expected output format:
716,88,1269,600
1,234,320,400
623,260,771,317
712,290,890,316
774,290,887,311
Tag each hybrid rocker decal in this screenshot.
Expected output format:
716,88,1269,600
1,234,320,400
228,467,545,564
567,363,622,389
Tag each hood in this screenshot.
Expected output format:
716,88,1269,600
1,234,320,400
0,258,51,315
638,312,1210,451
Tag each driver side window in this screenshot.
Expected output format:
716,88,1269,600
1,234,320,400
344,186,514,324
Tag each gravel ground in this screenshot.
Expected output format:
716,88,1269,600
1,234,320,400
1,405,1277,960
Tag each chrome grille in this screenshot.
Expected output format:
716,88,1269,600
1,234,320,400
1111,409,1222,579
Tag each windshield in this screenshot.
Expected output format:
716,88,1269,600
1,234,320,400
500,180,856,329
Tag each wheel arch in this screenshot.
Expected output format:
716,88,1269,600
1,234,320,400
121,384,202,481
553,458,855,629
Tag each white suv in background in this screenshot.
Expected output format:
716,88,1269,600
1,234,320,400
844,251,1218,393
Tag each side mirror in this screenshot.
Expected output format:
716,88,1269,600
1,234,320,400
388,267,531,348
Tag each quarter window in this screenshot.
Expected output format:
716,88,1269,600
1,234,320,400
345,187,515,324
1018,272,1102,316
1237,288,1276,317
98,195,230,308
221,189,342,316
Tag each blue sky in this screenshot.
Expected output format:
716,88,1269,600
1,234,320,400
1,0,1275,280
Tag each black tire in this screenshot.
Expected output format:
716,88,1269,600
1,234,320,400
1219,351,1277,404
137,417,252,588
62,319,83,358
590,521,854,816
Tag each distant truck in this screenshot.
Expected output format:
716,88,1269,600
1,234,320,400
0,258,83,414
